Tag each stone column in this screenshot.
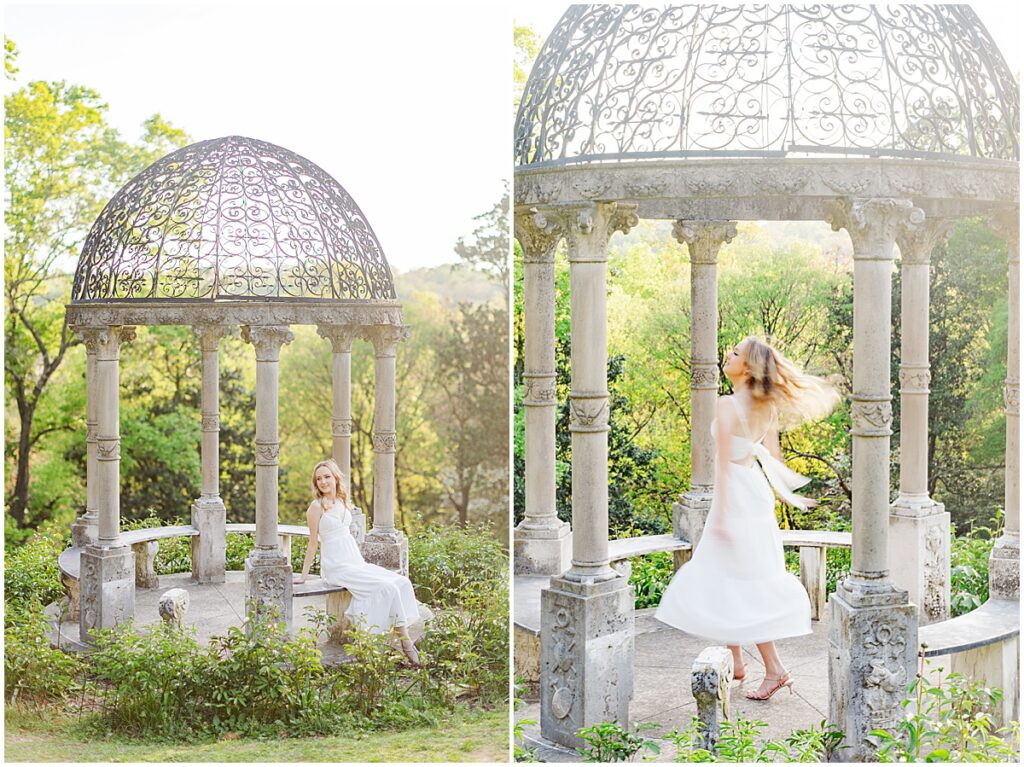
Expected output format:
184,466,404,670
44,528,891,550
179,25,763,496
317,324,366,543
889,221,953,625
78,326,136,642
190,324,230,584
514,207,571,575
988,211,1020,600
362,324,410,575
241,324,294,629
71,331,99,547
825,197,923,761
671,221,737,556
540,202,638,749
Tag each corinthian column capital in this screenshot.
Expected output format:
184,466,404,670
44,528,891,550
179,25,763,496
76,325,136,361
897,219,954,266
565,201,639,263
363,325,410,358
192,323,231,352
672,220,738,264
241,325,294,362
316,324,359,354
825,197,925,257
515,206,564,263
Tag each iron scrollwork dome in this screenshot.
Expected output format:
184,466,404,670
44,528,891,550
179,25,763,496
72,136,396,302
515,4,1020,168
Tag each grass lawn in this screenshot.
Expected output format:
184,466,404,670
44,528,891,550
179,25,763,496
4,704,509,763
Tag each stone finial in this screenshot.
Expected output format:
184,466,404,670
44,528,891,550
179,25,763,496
825,197,925,257
363,325,410,358
896,219,954,266
241,325,294,361
672,220,738,264
316,324,359,354
192,323,231,352
157,587,190,630
692,646,734,751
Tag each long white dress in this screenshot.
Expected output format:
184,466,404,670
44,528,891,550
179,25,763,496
655,398,813,644
318,501,420,634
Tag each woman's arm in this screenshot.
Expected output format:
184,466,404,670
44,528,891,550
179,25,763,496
294,504,321,584
713,397,737,539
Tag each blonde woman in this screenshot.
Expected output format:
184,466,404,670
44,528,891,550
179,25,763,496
294,459,421,666
656,337,840,701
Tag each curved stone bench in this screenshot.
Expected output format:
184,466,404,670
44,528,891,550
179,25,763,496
918,597,1020,726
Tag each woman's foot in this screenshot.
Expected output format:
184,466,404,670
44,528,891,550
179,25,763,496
399,637,421,668
745,671,793,701
733,666,747,682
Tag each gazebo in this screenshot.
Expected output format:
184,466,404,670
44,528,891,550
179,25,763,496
65,135,410,636
514,5,1018,760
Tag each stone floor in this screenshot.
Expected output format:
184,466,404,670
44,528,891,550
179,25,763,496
518,607,832,762
50,571,429,664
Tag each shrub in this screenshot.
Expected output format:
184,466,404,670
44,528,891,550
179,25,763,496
4,529,67,610
4,601,81,703
630,551,674,609
576,721,661,762
950,512,1000,617
664,716,844,762
408,524,507,608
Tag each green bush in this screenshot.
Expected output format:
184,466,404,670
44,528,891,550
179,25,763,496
576,721,661,762
4,602,81,704
665,716,845,762
871,658,1019,763
4,529,67,610
630,551,674,609
408,525,507,608
950,512,1000,617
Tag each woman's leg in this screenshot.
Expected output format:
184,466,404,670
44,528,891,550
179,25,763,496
746,641,791,698
394,624,420,665
728,645,746,679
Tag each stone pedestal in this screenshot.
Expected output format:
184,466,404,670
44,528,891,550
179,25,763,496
191,499,226,584
888,502,950,625
673,492,712,551
79,544,135,642
951,633,1019,727
540,574,635,749
515,525,572,576
71,516,97,549
244,552,293,630
988,536,1020,599
361,529,410,576
828,580,918,762
350,506,367,545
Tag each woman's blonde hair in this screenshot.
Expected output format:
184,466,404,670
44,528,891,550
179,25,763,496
739,336,840,429
311,459,350,511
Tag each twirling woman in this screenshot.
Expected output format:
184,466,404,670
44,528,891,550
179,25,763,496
656,337,839,700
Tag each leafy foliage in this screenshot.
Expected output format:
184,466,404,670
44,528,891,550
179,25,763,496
949,512,1000,617
576,721,662,762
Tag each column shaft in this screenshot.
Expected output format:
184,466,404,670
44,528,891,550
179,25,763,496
333,348,353,488
72,338,99,547
192,324,229,584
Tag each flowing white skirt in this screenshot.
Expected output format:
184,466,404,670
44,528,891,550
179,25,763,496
320,527,419,634
655,461,812,644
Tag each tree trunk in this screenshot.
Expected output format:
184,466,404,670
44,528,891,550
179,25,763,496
9,397,35,528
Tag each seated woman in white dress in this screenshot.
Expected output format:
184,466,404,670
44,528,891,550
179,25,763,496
293,459,421,666
656,336,839,701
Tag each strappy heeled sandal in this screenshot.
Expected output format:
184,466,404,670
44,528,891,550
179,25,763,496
744,672,794,701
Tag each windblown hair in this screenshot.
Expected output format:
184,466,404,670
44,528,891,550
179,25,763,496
740,336,841,429
311,459,351,512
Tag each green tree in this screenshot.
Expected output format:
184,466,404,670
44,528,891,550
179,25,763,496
454,188,509,290
513,25,541,113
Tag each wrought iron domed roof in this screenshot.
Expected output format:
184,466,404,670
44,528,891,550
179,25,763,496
72,136,395,302
515,5,1020,168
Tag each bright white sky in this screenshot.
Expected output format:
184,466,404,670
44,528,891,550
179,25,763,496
5,0,510,273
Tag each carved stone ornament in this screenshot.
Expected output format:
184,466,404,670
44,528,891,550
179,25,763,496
372,431,397,453
898,367,931,393
254,440,280,466
332,418,352,437
860,621,909,743
825,198,925,257
923,523,948,621
201,414,219,432
192,323,231,352
624,178,668,197
686,175,736,195
851,399,893,436
672,220,738,264
523,373,557,405
569,394,609,432
241,325,294,362
364,325,411,357
255,570,286,602
549,602,578,723
566,202,639,262
1006,384,1020,416
86,422,98,442
572,176,611,200
515,207,562,262
888,173,928,197
316,324,359,353
897,219,953,265
756,170,809,194
691,365,719,388
947,177,979,198
96,438,121,460
77,325,136,361
820,173,874,195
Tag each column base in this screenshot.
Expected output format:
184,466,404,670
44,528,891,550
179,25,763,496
71,514,98,548
362,528,409,576
79,544,135,643
191,498,226,584
888,499,950,625
673,491,713,549
988,534,1020,600
244,551,292,632
514,520,572,575
828,578,918,762
540,573,635,749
